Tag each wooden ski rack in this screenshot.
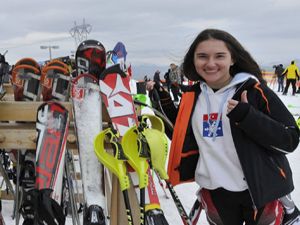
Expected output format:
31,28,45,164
0,101,76,150
0,83,141,225
0,84,110,150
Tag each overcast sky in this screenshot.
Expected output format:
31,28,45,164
1,0,300,78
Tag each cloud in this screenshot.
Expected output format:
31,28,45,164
1,0,300,78
2,32,70,47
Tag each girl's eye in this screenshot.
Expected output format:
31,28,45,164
196,55,207,59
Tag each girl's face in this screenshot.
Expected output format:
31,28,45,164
193,39,234,89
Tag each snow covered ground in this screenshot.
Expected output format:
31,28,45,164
1,86,300,225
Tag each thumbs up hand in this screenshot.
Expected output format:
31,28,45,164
227,91,248,114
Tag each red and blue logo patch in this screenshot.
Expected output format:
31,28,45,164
203,113,223,138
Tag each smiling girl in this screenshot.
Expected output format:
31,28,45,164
148,29,300,225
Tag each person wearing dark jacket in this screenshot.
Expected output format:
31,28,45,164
274,64,285,92
147,29,300,225
164,69,171,92
153,70,161,86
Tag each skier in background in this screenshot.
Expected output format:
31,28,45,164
282,60,299,96
147,28,300,225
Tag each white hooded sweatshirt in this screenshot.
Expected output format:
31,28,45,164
192,73,257,191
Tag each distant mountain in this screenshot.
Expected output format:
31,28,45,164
131,64,168,81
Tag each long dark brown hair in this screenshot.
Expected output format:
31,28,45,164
183,29,264,83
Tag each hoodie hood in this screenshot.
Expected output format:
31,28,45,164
199,72,259,94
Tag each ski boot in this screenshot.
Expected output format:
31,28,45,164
145,208,169,225
20,189,39,225
282,207,300,225
19,153,36,224
83,205,106,225
19,159,35,190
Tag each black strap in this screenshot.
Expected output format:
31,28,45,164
20,188,65,225
38,189,66,225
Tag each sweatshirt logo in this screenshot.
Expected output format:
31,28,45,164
203,113,223,138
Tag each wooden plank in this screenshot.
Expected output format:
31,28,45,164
0,101,111,123
0,94,14,101
0,123,77,149
0,190,14,200
3,84,13,95
0,101,74,122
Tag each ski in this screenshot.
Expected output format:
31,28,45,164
34,101,69,225
71,73,107,225
74,39,108,225
10,58,42,225
106,50,118,68
75,39,106,80
97,64,169,225
64,149,81,225
112,42,127,71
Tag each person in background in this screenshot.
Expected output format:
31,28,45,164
144,75,150,82
153,70,161,86
274,64,285,92
0,53,9,83
282,60,299,96
269,68,277,90
169,63,181,102
147,28,300,225
164,69,171,92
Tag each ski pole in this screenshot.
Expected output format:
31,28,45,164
140,115,199,225
153,171,169,199
165,181,192,225
134,100,174,130
122,126,151,225
94,128,135,225
189,198,202,225
64,150,80,225
287,104,300,108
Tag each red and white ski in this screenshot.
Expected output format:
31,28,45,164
75,39,106,80
35,101,69,204
99,64,168,224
